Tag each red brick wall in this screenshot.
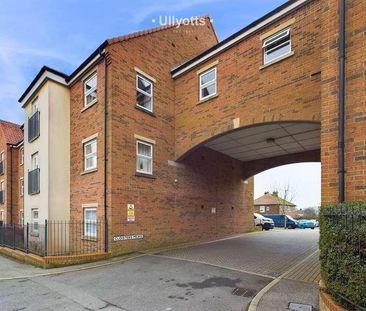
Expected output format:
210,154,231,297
174,0,322,159
321,0,366,204
0,138,23,224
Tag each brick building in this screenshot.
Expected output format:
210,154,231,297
8,0,365,256
0,120,24,225
254,192,297,218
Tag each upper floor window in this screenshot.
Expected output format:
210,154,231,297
84,73,97,108
20,177,24,197
199,67,217,101
31,152,39,170
136,141,153,175
0,180,4,203
29,152,40,195
32,98,39,115
28,98,40,142
0,152,4,176
20,148,24,165
263,28,291,65
136,75,153,112
84,138,97,171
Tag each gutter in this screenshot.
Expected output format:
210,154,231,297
99,48,109,252
338,0,346,202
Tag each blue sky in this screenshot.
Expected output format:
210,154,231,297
0,0,321,207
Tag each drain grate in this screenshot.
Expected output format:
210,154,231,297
232,287,257,297
288,303,313,311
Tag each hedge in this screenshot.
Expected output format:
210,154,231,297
319,203,366,310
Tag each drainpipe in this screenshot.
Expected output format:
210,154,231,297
338,0,346,203
9,145,13,224
99,48,109,252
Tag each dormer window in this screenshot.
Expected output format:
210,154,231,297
263,28,291,65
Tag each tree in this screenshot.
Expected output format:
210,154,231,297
302,207,318,220
267,181,296,205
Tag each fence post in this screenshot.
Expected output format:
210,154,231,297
26,223,29,253
44,220,48,257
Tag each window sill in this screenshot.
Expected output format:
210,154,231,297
135,172,156,179
260,51,295,70
82,236,98,242
81,168,98,175
81,101,97,113
135,105,156,117
29,192,40,196
198,94,218,105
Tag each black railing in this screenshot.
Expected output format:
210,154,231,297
0,160,3,175
0,221,106,257
0,191,4,204
28,111,40,142
28,168,40,195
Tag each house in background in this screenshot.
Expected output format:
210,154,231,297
254,192,297,218
0,120,24,225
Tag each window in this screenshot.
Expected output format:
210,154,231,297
20,177,24,196
84,139,97,171
136,141,153,175
136,75,153,112
263,28,292,64
199,67,217,101
19,210,24,225
32,98,39,115
259,206,265,213
31,209,39,234
20,148,24,165
0,181,4,204
84,208,97,239
84,73,97,107
0,152,4,175
31,152,39,170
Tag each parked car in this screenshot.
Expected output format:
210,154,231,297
298,219,316,229
263,214,298,229
254,213,274,231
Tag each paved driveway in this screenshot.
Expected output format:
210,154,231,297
0,229,319,311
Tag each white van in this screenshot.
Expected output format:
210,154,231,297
254,213,275,231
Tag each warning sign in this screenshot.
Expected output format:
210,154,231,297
127,204,135,222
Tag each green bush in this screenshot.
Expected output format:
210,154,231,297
320,203,366,309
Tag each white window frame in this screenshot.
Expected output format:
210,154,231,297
199,67,217,101
136,140,153,175
136,74,153,112
20,148,24,165
0,180,4,192
19,210,24,225
83,138,97,171
84,73,97,108
31,98,39,116
31,152,39,170
0,151,4,162
20,177,24,196
31,208,39,234
263,28,292,65
84,207,97,239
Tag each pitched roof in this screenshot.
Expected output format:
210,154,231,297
0,120,24,145
107,15,215,44
171,0,310,77
254,192,296,207
67,15,215,83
